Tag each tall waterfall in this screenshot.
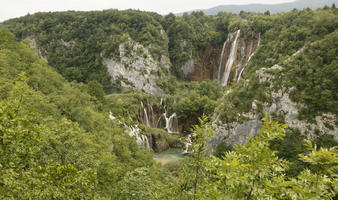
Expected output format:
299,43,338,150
219,30,241,87
217,40,228,82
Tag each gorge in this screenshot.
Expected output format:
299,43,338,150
0,4,337,199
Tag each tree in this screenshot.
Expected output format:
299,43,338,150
87,80,105,102
178,114,337,199
0,76,98,199
179,115,213,200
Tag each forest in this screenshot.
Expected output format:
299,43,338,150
0,4,337,200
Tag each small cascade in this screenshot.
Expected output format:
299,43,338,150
247,32,261,63
143,107,150,127
109,111,151,148
164,112,178,133
127,125,150,148
109,111,116,120
219,30,241,87
183,134,192,154
138,98,180,134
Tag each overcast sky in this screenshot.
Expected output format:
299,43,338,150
1,0,296,22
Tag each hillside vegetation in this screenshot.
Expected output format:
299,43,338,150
0,5,337,200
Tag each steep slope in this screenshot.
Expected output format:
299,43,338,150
2,7,337,151
3,10,170,95
0,30,169,198
210,8,338,152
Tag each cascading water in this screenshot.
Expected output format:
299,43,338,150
109,111,151,148
217,40,228,82
109,111,116,120
237,32,261,83
127,125,150,148
183,134,192,154
247,32,261,63
164,112,178,133
219,30,241,87
143,107,150,127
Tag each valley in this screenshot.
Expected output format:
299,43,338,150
0,3,337,199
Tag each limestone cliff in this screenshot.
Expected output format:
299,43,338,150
209,64,337,153
104,39,168,96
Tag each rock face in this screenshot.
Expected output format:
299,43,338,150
104,39,166,96
209,64,338,153
25,37,48,61
179,30,261,84
217,30,261,86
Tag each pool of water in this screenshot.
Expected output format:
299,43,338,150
153,149,186,165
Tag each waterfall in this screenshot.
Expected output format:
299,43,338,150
220,30,241,87
183,134,192,154
109,112,116,120
247,32,260,62
164,112,178,133
138,98,180,134
143,108,150,127
109,111,150,148
127,125,150,148
237,67,246,83
237,32,261,83
217,40,228,82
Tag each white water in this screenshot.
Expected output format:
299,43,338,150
140,98,179,134
143,108,150,127
127,125,150,148
109,111,150,148
217,40,228,82
109,112,116,120
237,32,261,83
220,30,241,87
183,134,192,153
164,112,178,133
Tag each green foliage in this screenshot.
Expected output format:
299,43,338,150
87,80,105,102
3,10,169,88
106,92,158,124
179,115,214,199
215,8,338,124
215,141,233,158
283,30,338,120
171,80,222,118
0,77,98,199
171,114,337,199
0,30,159,198
1,7,337,199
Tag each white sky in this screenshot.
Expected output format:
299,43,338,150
0,0,296,22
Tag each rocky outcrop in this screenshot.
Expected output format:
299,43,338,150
104,39,165,96
25,37,48,61
209,64,337,153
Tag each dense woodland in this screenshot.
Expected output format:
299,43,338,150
0,4,337,200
